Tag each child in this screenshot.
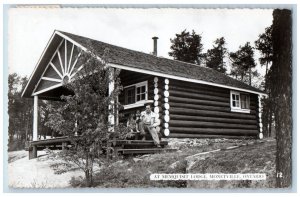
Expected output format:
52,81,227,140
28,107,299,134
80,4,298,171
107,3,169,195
126,110,145,140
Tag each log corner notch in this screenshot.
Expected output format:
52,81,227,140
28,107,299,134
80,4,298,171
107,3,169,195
258,94,263,139
163,78,170,137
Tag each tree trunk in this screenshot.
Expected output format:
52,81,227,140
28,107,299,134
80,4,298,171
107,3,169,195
85,170,93,187
272,9,292,188
268,108,273,137
85,154,94,187
265,60,269,91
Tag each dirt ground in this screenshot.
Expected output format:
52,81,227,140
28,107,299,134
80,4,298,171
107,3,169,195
8,150,84,188
7,138,276,189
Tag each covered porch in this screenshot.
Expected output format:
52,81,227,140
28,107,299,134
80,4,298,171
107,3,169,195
27,68,171,159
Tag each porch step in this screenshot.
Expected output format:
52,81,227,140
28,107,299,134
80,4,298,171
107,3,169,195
116,148,177,155
109,140,168,149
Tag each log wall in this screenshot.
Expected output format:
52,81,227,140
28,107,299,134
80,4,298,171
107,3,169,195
118,71,260,138
168,79,259,138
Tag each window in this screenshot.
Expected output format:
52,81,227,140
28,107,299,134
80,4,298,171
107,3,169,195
230,91,250,113
125,86,135,105
136,83,146,101
124,81,148,105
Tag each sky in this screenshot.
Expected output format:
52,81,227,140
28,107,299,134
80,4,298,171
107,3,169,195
8,7,273,77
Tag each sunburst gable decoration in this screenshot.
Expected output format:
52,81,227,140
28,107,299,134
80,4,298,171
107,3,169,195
33,39,83,95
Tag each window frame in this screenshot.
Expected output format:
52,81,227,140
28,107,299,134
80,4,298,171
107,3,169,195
124,86,135,105
123,81,149,109
230,90,250,113
135,81,148,102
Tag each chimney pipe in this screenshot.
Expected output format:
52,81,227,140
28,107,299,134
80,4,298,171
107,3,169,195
152,36,158,56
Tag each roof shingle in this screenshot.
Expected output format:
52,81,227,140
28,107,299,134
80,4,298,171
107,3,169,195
59,31,264,94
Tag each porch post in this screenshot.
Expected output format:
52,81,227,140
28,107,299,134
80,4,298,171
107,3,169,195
33,95,38,141
108,67,115,131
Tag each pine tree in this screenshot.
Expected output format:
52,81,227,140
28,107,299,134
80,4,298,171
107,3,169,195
169,29,204,65
204,37,227,73
255,25,273,84
8,74,33,150
229,42,256,86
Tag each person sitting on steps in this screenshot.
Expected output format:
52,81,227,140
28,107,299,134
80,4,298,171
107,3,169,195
140,104,161,148
126,110,146,140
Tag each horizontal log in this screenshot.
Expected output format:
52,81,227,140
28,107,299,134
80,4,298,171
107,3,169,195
163,103,170,110
169,96,229,107
164,123,169,129
165,79,169,85
169,102,230,113
31,136,70,146
163,110,169,115
169,95,257,110
171,85,229,98
170,79,229,94
154,106,161,114
169,127,259,135
169,120,258,129
170,102,256,113
171,84,260,107
164,129,170,136
169,133,257,139
169,89,229,102
154,88,159,95
164,84,169,90
154,94,160,101
170,114,257,124
164,115,170,123
170,107,256,119
164,91,169,98
153,106,162,112
153,101,161,107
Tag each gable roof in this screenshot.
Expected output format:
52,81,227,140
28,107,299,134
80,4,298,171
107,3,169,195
22,30,265,98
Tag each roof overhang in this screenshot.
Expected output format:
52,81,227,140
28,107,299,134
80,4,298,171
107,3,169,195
109,63,267,96
22,31,64,97
22,30,267,98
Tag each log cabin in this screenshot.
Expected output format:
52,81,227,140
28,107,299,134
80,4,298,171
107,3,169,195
22,30,267,157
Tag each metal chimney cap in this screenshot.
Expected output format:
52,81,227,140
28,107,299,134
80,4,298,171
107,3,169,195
152,36,159,40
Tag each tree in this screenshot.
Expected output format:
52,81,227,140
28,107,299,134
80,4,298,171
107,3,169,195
169,29,204,65
45,46,127,187
255,25,273,81
204,37,227,73
270,9,292,188
8,74,33,149
19,76,34,141
255,25,274,138
8,73,20,143
229,42,257,86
